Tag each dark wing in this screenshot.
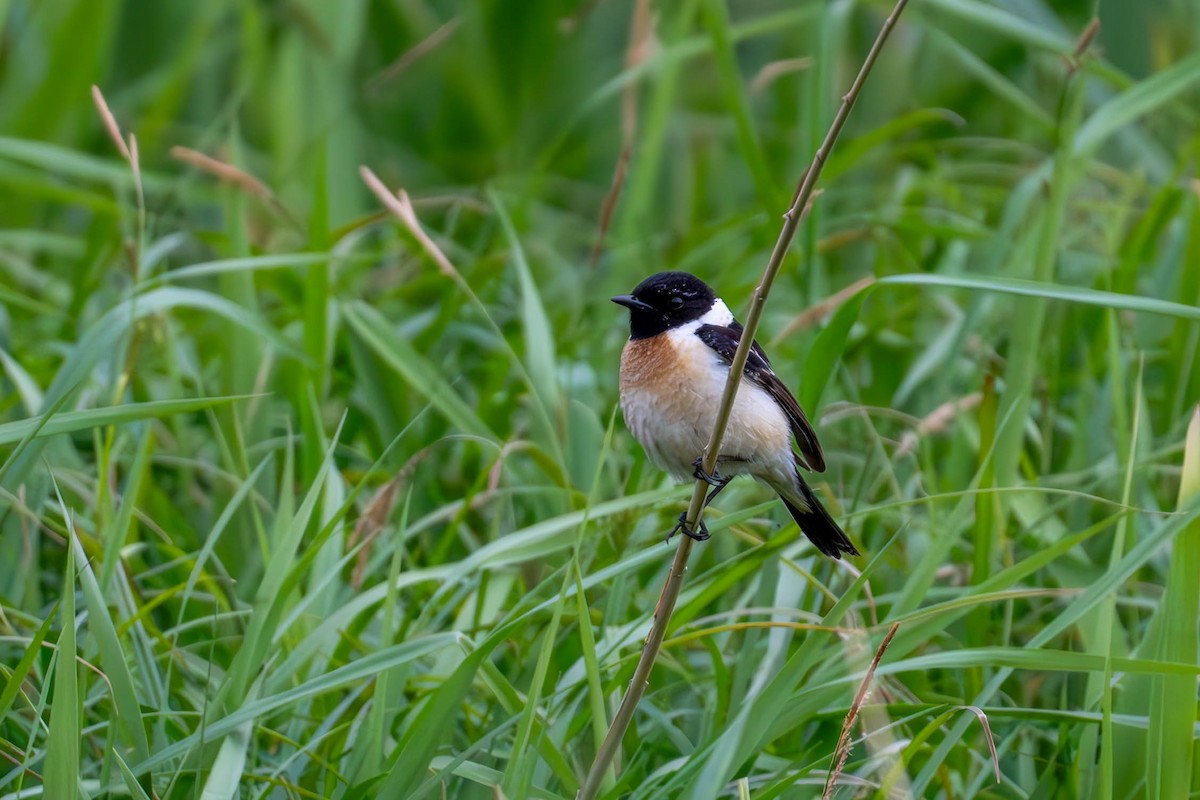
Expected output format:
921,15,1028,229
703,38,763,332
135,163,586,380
696,322,826,472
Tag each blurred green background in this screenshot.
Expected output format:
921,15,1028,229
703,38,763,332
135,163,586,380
2,0,1200,797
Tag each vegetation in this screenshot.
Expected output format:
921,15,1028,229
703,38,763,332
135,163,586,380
1,0,1199,798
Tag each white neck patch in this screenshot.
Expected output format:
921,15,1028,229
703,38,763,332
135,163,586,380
698,298,734,327
665,298,735,345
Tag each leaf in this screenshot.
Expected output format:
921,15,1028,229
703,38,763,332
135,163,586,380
200,716,254,799
1179,406,1200,507
111,751,153,800
148,252,337,286
342,300,497,441
490,189,559,416
129,636,461,776
0,134,168,190
1147,406,1200,798
797,286,868,413
0,604,57,722
1074,49,1200,156
699,0,779,213
72,532,150,763
0,395,250,446
43,286,304,411
878,273,1200,321
918,0,1074,55
45,541,81,800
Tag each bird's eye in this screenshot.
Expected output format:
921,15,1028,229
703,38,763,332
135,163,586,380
669,296,685,309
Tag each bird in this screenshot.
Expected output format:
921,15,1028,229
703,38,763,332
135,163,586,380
612,271,858,559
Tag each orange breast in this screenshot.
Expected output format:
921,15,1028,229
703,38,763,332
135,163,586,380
620,335,677,393
619,330,793,481
620,335,711,477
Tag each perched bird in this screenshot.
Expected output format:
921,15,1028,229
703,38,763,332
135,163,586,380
613,271,858,558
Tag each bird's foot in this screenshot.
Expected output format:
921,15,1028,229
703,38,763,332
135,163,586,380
692,457,725,487
667,511,710,543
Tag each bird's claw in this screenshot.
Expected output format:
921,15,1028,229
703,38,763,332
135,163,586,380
692,457,724,487
667,511,710,543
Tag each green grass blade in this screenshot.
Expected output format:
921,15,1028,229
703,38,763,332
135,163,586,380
342,301,497,441
490,188,560,418
111,750,153,800
200,717,254,799
348,487,411,784
0,603,58,722
146,252,338,286
878,273,1200,321
219,421,338,709
97,423,153,593
0,395,252,445
503,569,572,797
918,0,1074,54
1146,406,1200,798
0,135,168,190
699,0,780,213
370,643,489,797
71,531,150,763
44,538,81,800
1074,49,1200,156
574,562,610,790
797,286,868,413
130,635,461,776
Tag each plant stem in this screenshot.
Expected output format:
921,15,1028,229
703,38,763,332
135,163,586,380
578,2,910,797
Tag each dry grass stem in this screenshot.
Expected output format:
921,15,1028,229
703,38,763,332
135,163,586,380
359,166,459,278
368,17,462,92
751,57,814,93
349,448,433,589
823,623,900,799
774,276,876,342
171,145,298,229
588,0,654,268
171,146,272,203
1066,17,1101,74
895,392,984,457
961,704,1002,783
90,85,131,162
128,134,141,199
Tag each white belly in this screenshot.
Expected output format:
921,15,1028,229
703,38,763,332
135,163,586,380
620,321,794,485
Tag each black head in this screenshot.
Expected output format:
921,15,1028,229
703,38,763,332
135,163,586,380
612,272,717,339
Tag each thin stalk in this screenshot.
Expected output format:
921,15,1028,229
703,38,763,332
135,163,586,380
578,2,910,797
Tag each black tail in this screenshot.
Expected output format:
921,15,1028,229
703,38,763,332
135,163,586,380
779,473,859,559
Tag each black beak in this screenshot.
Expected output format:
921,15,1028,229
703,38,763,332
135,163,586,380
612,295,655,313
